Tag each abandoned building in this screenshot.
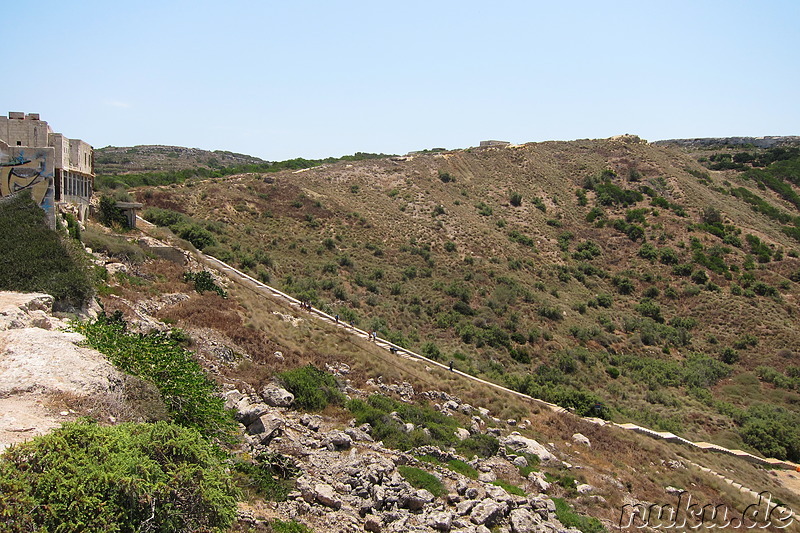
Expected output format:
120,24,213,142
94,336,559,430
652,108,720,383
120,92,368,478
0,112,94,226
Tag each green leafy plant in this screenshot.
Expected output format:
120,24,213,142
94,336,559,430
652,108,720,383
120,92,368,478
398,465,445,497
277,365,344,410
74,313,234,438
0,191,92,310
0,420,238,533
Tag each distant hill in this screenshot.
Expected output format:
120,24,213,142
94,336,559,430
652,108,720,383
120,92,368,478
653,136,800,149
94,145,268,174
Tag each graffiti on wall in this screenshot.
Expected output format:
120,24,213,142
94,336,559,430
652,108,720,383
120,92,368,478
0,150,53,212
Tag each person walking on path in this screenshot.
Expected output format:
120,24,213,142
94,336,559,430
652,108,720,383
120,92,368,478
449,360,454,372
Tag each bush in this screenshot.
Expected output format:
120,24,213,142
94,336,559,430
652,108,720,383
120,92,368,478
0,191,92,310
456,433,500,458
277,365,344,411
0,420,238,532
552,497,607,533
509,191,523,207
184,270,227,297
98,195,128,228
347,395,462,452
538,305,563,321
234,452,299,502
446,459,478,479
398,466,445,497
74,313,234,437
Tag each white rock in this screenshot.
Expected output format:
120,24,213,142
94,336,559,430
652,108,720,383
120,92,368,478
455,427,471,440
500,433,559,466
259,384,294,407
572,433,591,447
513,456,528,468
510,508,541,533
313,483,341,509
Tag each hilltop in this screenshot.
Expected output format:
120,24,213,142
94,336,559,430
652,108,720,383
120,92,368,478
94,145,269,174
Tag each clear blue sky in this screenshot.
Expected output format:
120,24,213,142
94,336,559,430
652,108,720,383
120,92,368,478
5,1,798,161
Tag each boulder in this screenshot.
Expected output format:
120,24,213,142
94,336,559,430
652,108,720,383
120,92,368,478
484,484,512,503
512,455,528,468
234,398,270,427
364,515,381,532
260,384,294,407
572,433,591,447
325,430,353,450
576,483,595,494
509,508,541,533
500,433,559,466
456,499,478,516
345,426,374,442
401,488,435,511
313,483,342,509
455,427,471,441
478,471,497,483
300,413,321,431
427,510,453,531
528,472,551,493
470,499,508,526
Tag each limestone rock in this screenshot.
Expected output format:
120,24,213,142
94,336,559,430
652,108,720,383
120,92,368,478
325,430,353,450
572,433,591,447
500,433,559,466
314,483,342,509
456,499,478,516
234,399,270,427
260,384,294,407
401,488,435,511
470,499,508,526
300,413,321,431
509,508,541,533
427,510,453,531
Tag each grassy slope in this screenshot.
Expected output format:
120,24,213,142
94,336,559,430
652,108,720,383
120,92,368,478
133,137,800,459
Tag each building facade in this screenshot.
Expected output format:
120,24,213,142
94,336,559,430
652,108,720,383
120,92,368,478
0,112,94,226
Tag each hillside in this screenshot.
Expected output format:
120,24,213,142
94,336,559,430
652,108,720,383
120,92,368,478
130,134,800,464
94,145,268,174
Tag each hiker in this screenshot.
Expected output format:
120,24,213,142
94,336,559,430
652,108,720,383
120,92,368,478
390,346,397,354
449,360,454,372
335,314,339,324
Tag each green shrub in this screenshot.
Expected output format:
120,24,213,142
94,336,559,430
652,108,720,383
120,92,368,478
509,191,523,207
184,270,227,297
0,191,92,310
739,403,800,461
98,195,128,228
74,314,234,437
398,466,444,497
0,420,238,533
234,452,299,501
491,480,525,496
82,228,148,263
552,497,607,533
456,433,500,458
277,365,344,411
538,305,563,321
271,519,314,533
446,459,478,479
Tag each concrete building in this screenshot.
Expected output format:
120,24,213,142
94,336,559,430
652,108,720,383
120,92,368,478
0,112,94,226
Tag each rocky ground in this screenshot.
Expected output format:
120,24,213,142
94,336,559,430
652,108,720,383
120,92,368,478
0,288,597,532
227,380,587,533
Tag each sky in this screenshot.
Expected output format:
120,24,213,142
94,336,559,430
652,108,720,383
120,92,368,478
5,1,799,161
